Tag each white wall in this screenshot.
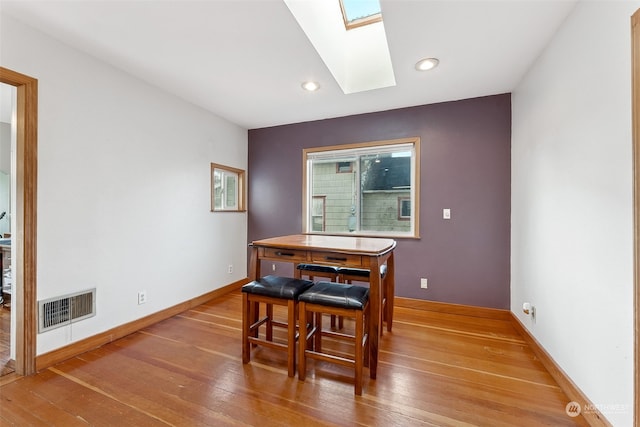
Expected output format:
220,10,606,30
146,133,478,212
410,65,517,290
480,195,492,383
1,15,248,355
512,2,638,426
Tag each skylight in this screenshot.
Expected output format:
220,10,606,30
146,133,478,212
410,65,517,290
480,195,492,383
339,0,382,30
284,0,395,94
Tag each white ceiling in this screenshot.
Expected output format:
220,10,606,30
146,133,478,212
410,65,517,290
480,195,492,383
0,0,578,129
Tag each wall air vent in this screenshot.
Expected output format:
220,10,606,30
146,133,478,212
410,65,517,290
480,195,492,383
38,288,96,333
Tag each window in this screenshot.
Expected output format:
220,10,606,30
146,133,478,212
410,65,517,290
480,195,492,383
336,161,353,173
211,163,246,212
339,0,383,31
303,137,420,238
398,197,411,220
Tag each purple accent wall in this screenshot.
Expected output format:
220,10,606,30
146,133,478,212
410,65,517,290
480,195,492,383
248,94,511,309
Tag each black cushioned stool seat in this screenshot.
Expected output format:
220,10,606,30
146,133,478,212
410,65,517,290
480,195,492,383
296,264,339,276
295,263,339,282
298,282,369,309
298,282,370,395
338,264,387,279
242,275,314,299
242,275,314,377
338,264,393,335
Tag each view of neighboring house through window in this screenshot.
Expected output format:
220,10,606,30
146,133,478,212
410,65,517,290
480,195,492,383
303,137,420,237
311,196,326,231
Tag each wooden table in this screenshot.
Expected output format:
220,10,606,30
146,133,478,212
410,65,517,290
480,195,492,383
249,234,396,378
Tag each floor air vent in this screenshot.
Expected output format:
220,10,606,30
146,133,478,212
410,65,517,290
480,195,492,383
38,289,96,333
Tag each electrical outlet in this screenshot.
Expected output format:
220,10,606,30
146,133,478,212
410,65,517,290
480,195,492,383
137,290,147,305
272,263,276,272
420,278,428,289
228,264,233,274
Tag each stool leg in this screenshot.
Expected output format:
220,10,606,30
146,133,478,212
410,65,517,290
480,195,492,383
266,303,274,341
305,309,313,350
314,312,323,352
298,301,308,381
334,275,350,330
250,301,260,347
287,299,297,377
364,304,370,368
355,309,364,396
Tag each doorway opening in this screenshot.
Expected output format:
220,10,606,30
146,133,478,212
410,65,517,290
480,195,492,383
0,67,37,377
0,82,15,375
632,8,640,426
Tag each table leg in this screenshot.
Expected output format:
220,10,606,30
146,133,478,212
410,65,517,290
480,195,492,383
368,257,381,379
249,245,259,281
386,252,395,332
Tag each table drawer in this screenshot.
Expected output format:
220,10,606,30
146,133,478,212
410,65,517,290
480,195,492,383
311,251,362,267
261,247,308,262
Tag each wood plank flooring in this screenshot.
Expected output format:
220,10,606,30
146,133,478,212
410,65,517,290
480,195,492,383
0,291,588,426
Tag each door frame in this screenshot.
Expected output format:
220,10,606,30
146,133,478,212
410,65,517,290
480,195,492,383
0,67,37,376
632,9,640,426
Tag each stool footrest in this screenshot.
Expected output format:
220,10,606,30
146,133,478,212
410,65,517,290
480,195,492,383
304,350,356,368
320,330,356,342
249,316,270,331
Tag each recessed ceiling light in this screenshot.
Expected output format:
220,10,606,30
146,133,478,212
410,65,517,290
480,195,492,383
301,81,320,91
415,58,439,71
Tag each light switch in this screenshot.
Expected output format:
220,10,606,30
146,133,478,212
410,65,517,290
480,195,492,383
443,208,451,220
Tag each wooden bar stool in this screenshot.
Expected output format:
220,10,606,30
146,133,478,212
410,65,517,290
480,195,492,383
298,282,370,395
338,264,393,334
295,263,341,329
242,275,314,377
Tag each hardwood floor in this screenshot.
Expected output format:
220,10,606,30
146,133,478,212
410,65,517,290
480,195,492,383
0,291,588,426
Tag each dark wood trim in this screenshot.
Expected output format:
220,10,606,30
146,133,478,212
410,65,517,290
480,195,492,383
35,279,248,371
632,8,640,427
510,313,611,427
0,67,38,376
394,296,511,321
